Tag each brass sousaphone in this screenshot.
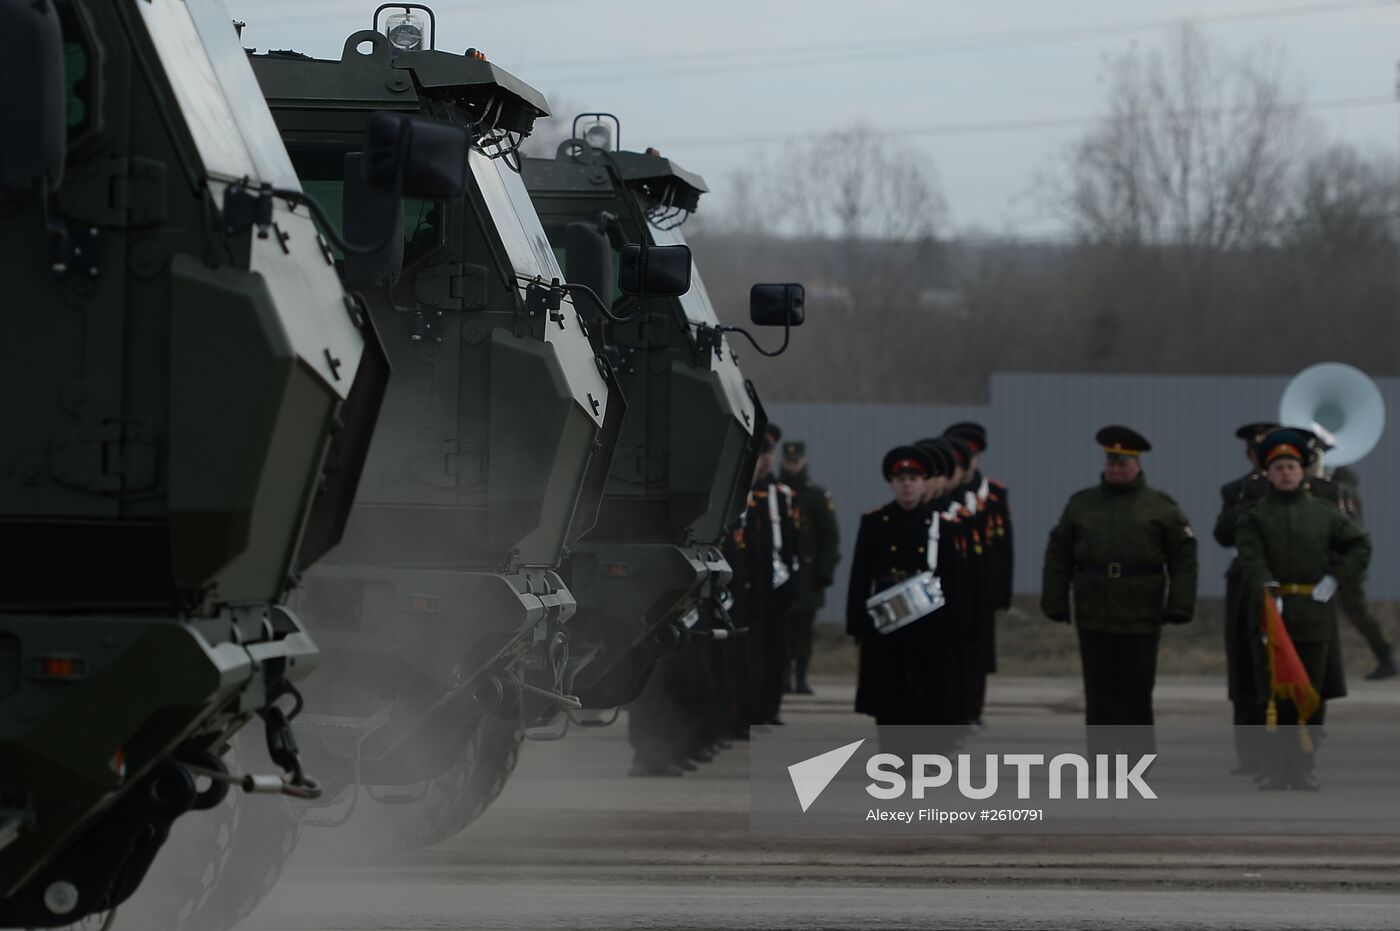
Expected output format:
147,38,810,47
1278,363,1385,466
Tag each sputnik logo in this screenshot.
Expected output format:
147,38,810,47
787,739,866,812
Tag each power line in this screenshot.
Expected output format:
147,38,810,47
649,94,1399,149
529,0,1398,84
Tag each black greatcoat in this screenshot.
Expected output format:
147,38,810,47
847,500,969,724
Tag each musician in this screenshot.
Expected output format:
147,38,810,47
848,446,969,739
1214,421,1276,775
1306,448,1396,681
1235,428,1371,790
1041,427,1198,755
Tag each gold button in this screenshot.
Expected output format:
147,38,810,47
917,546,925,553
890,545,898,551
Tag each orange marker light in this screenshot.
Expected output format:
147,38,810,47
32,655,87,681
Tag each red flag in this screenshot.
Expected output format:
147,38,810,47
1260,589,1321,728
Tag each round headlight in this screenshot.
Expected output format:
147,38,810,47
582,122,612,152
385,12,424,50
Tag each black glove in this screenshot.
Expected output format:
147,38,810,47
817,576,834,588
1164,613,1192,625
1046,613,1070,624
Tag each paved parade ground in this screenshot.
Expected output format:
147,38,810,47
239,675,1400,931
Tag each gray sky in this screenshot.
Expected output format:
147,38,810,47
229,0,1400,236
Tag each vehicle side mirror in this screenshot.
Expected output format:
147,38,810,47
363,112,468,200
750,283,805,327
564,222,612,311
341,153,405,288
0,0,65,193
618,243,691,297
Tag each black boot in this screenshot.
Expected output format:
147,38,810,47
796,656,814,695
1365,648,1398,681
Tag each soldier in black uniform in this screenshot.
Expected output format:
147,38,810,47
739,427,800,728
848,446,970,753
944,422,1013,726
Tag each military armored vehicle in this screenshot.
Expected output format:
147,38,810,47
0,0,460,924
233,7,693,857
519,117,803,727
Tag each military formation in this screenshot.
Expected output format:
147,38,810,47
626,423,842,776
5,1,1398,927
842,417,1388,792
846,423,1013,750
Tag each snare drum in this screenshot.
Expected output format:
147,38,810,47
864,571,945,635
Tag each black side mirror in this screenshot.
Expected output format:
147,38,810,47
363,112,468,200
618,243,691,297
341,153,405,288
0,0,65,193
750,284,805,327
564,222,612,313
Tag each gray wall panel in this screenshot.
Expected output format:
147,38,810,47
770,373,1397,623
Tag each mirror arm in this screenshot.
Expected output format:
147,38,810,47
699,318,791,359
223,116,421,256
560,282,640,323
513,275,643,324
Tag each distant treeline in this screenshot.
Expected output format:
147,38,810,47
683,25,1400,403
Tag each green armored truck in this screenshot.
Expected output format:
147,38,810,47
521,116,803,719
237,8,694,854
0,0,464,924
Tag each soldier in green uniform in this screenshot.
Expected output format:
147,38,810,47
1235,428,1371,790
1042,427,1198,755
1214,421,1277,774
779,440,841,695
1311,461,1395,679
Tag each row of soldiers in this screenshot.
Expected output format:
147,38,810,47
846,423,1013,736
626,423,842,776
1029,423,1374,791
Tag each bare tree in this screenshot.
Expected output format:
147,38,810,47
1054,24,1305,250
765,123,947,314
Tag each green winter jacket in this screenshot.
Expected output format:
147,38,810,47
1041,472,1198,633
1234,486,1371,643
782,468,841,612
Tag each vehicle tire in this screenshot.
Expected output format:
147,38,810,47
384,713,524,849
107,749,243,931
182,793,301,931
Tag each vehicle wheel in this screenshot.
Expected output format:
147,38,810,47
182,793,301,931
107,749,243,931
384,713,525,849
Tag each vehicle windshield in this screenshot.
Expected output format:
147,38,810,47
471,152,564,281
137,0,300,188
647,224,719,326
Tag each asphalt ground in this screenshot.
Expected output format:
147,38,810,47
243,675,1400,931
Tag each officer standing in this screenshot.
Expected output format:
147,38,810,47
779,440,841,695
1235,428,1371,790
1041,427,1198,753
